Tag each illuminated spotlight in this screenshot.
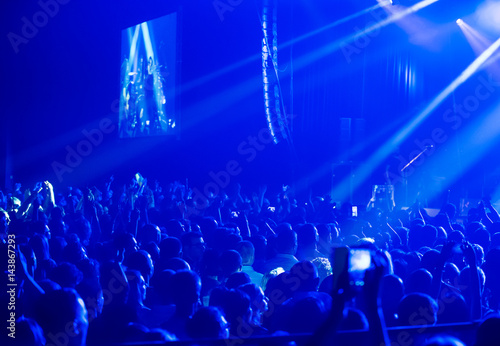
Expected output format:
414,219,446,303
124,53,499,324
170,0,436,131
461,24,492,48
378,0,442,50
352,0,440,42
389,0,442,5
457,19,493,57
456,18,463,25
331,35,500,203
393,35,500,146
391,0,426,4
293,0,438,71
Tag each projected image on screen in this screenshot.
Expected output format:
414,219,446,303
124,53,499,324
119,13,177,138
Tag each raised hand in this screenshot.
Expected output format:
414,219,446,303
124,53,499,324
43,180,53,191
105,175,114,191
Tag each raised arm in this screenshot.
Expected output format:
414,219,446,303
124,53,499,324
484,199,500,223
16,246,45,317
478,201,493,227
431,240,454,300
463,241,481,320
16,186,42,220
385,222,402,248
42,180,56,213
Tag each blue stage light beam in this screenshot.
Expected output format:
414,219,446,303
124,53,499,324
184,0,437,133
378,0,447,50
179,2,393,94
129,25,141,69
392,35,500,149
293,0,439,71
457,19,492,56
140,22,165,124
280,1,391,50
140,23,155,61
458,20,500,80
425,100,500,204
295,111,413,197
179,0,438,143
331,35,500,203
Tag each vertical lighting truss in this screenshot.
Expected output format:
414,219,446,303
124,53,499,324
262,0,288,144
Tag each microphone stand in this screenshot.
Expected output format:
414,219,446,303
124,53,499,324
401,146,432,207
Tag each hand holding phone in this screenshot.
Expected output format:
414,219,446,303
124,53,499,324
332,247,372,297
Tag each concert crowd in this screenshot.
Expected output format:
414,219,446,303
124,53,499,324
2,174,500,346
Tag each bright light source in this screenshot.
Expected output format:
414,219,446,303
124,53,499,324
456,18,463,25
332,35,500,204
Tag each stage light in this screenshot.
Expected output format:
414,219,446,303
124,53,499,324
281,2,390,50
293,0,438,73
456,18,463,25
181,1,392,95
331,35,500,204
457,19,493,58
426,100,500,205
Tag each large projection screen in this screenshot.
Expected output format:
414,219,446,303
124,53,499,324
119,12,178,138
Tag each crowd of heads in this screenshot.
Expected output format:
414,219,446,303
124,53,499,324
1,176,500,345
